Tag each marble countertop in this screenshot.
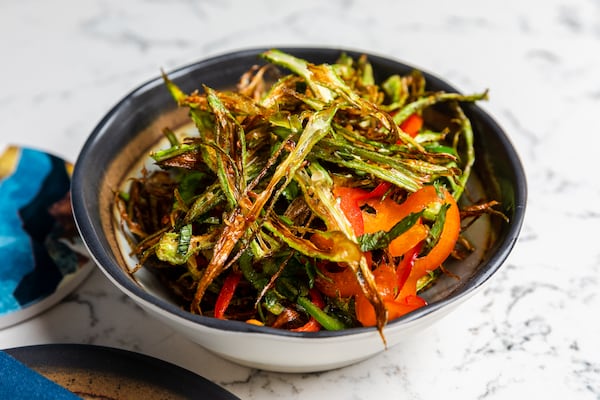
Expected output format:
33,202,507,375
1,0,599,398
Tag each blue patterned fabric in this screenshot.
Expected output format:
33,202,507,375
0,147,75,316
0,351,81,399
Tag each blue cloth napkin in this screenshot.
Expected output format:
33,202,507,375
0,351,81,399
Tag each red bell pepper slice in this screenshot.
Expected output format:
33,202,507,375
396,241,422,290
214,270,242,319
333,186,368,236
358,181,392,200
332,182,393,237
399,113,423,138
291,289,325,332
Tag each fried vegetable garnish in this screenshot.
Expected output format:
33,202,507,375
117,50,501,338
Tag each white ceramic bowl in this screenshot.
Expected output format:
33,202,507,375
72,47,527,373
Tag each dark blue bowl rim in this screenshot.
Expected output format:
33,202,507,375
72,46,527,338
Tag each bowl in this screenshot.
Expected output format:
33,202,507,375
72,47,527,373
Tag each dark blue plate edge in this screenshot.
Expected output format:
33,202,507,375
5,343,240,399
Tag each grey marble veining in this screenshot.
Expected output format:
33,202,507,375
2,0,600,398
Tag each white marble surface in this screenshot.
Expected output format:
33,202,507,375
1,0,599,398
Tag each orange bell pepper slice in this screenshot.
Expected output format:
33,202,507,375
361,194,428,257
334,185,460,273
355,263,426,326
333,184,461,326
315,261,363,298
411,186,460,275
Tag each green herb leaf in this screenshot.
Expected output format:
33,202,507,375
358,211,423,252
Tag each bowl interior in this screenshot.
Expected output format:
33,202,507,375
72,47,527,337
